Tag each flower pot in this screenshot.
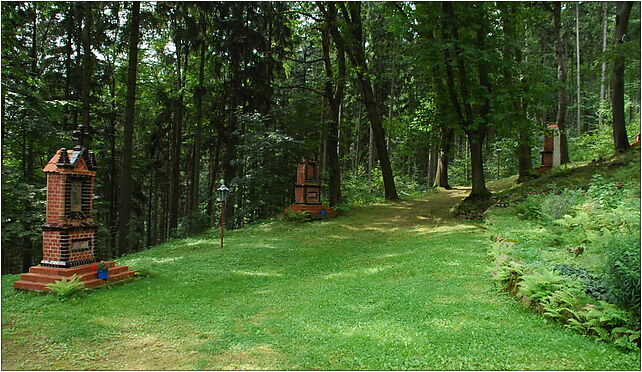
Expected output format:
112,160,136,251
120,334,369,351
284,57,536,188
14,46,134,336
97,269,109,280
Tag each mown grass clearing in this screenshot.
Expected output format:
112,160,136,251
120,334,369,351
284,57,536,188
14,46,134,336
2,186,639,370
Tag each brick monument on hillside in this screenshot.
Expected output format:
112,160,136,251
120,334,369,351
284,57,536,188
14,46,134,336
284,161,336,218
14,125,135,291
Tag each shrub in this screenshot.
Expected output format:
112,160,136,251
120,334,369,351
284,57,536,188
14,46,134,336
514,196,542,221
587,174,623,209
569,125,615,162
553,264,609,302
45,274,86,297
494,259,524,294
517,268,567,302
175,211,212,237
540,189,583,220
283,209,309,222
604,234,641,316
568,301,639,350
541,286,591,322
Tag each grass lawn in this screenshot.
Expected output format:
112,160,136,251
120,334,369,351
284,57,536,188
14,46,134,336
2,187,640,370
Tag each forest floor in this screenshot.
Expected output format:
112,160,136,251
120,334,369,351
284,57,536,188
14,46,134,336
2,172,640,369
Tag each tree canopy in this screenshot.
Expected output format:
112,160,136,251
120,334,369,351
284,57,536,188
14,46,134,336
2,1,640,274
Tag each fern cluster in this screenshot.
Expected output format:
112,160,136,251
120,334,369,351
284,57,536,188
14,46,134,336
45,274,86,297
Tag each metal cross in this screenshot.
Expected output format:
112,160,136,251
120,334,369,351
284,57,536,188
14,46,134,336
73,125,87,149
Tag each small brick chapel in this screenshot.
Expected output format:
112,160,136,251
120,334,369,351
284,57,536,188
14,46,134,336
14,125,135,291
284,161,336,217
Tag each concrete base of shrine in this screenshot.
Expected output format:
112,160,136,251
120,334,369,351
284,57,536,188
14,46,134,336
285,204,337,218
13,261,136,292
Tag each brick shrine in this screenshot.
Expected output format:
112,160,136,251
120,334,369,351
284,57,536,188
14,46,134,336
541,123,561,169
14,125,135,291
534,123,562,174
284,161,336,217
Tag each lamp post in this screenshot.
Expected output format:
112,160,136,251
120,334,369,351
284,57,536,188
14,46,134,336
495,148,502,180
217,182,229,249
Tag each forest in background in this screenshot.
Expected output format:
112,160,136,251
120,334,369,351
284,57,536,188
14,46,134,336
2,1,640,274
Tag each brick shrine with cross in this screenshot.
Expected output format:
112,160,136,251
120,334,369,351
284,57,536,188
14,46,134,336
284,161,336,217
14,125,136,291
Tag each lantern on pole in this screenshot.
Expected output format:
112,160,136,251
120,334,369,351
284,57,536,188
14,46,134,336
217,182,229,249
495,148,502,180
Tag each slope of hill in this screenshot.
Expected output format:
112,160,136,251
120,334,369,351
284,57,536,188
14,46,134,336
2,150,640,370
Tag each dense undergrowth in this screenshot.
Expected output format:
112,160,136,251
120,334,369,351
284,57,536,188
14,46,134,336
487,149,641,350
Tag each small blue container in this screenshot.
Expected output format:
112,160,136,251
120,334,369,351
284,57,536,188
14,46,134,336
97,269,108,280
320,209,326,216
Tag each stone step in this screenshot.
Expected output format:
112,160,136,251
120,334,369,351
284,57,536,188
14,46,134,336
286,204,337,215
86,270,136,287
14,264,137,291
19,273,65,284
29,261,116,276
13,280,49,292
19,265,129,284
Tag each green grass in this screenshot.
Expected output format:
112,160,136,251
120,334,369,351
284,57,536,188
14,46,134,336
2,186,640,370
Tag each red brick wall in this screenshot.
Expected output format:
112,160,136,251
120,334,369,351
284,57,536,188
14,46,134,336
43,163,97,267
46,173,66,224
295,187,304,203
544,136,554,152
42,231,61,262
69,230,95,262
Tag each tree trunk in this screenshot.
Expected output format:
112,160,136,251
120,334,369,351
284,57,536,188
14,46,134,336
319,4,345,207
80,2,92,134
222,9,243,228
30,4,37,74
499,2,532,182
433,128,453,189
188,31,206,232
442,1,490,198
468,131,490,197
169,40,185,233
553,2,570,164
575,3,582,133
427,142,438,188
206,133,221,218
599,2,609,126
368,126,374,181
611,1,633,152
335,2,398,200
63,5,74,130
117,1,140,256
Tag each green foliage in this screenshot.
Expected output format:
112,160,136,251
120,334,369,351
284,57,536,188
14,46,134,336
604,234,641,315
45,275,86,297
176,212,212,238
540,189,583,220
517,268,568,302
488,153,641,350
541,287,592,322
587,174,624,209
493,259,524,292
282,209,309,222
514,196,542,220
570,125,616,162
341,167,428,207
234,112,306,227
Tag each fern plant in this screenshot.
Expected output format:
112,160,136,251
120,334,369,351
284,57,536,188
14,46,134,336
45,274,86,297
517,268,567,302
